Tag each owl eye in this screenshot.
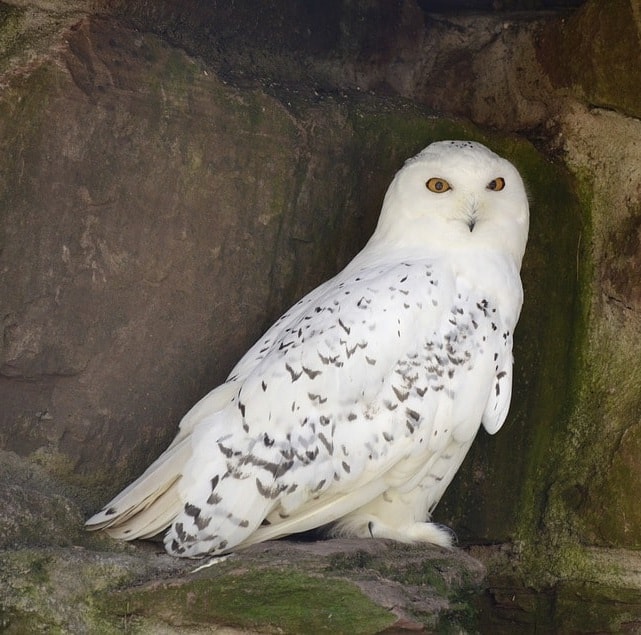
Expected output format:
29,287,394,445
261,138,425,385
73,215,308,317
487,177,506,191
426,178,451,193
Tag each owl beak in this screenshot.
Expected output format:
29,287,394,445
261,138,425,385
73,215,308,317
464,198,478,232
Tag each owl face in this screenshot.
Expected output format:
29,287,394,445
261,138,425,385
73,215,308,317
373,141,529,266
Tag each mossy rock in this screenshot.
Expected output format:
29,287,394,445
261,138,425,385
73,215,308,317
0,539,486,633
101,571,394,634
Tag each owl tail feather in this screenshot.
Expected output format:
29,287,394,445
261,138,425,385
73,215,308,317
234,478,387,550
84,436,191,540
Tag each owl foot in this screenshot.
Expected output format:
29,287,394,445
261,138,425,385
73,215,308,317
368,519,455,547
333,514,455,548
367,519,456,549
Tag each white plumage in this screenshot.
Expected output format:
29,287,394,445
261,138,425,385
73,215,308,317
86,140,529,557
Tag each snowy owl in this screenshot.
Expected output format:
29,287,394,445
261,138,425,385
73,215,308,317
86,140,529,557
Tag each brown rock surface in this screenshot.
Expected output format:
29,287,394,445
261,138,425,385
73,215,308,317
0,14,387,496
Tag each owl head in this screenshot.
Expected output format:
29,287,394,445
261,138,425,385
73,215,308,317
370,140,529,268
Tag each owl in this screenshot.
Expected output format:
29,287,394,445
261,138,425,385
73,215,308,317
86,140,529,557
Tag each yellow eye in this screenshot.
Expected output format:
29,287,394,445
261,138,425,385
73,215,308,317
487,177,506,191
426,178,451,193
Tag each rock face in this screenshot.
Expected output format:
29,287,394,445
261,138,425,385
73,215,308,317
0,531,487,633
3,0,641,631
0,14,387,490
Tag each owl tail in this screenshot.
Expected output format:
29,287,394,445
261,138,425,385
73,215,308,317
233,478,387,550
84,436,191,540
85,382,239,541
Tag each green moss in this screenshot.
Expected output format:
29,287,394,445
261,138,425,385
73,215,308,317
0,62,55,143
0,551,62,632
0,5,25,66
99,569,396,634
562,196,641,545
555,581,641,632
325,542,483,632
527,137,641,554
348,100,478,166
327,548,376,571
0,548,169,633
389,559,449,595
22,552,52,585
328,545,452,594
165,48,198,85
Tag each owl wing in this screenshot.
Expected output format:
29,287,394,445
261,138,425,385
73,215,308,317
481,347,514,435
480,259,522,435
163,256,517,556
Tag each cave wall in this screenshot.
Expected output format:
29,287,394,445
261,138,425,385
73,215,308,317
1,0,641,571
0,15,378,488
